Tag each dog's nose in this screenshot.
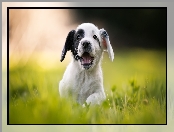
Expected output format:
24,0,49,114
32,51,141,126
82,41,90,48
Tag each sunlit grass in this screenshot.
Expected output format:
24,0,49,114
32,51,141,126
9,48,166,124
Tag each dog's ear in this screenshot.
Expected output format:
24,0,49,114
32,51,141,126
100,28,114,62
60,30,76,62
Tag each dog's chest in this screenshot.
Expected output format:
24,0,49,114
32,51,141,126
71,71,100,103
73,72,94,94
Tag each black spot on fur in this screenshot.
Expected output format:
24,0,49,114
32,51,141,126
73,29,85,50
60,29,85,62
71,29,85,61
60,30,75,62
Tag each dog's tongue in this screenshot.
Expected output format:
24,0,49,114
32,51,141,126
81,52,92,64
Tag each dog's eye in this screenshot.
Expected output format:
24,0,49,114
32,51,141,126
93,35,97,40
76,35,81,40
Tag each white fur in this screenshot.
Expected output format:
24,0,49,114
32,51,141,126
59,23,114,106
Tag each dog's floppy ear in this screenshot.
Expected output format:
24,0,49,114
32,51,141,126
60,30,76,62
100,28,114,62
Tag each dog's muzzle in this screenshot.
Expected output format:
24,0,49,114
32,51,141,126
79,41,94,70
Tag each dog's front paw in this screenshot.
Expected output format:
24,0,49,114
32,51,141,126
86,95,100,105
86,92,106,105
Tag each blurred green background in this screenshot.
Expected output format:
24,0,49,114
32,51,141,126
9,50,166,124
7,7,166,124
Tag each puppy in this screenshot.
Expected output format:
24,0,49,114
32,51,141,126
59,23,114,106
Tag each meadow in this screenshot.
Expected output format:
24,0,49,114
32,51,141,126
9,48,166,124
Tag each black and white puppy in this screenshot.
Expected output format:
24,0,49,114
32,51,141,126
59,23,114,106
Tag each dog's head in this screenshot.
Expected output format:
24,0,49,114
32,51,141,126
60,23,114,70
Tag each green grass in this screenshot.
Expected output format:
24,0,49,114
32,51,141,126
9,48,166,124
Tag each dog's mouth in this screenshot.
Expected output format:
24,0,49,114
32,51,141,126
80,52,94,69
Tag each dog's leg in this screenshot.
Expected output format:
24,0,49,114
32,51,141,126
85,92,106,106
